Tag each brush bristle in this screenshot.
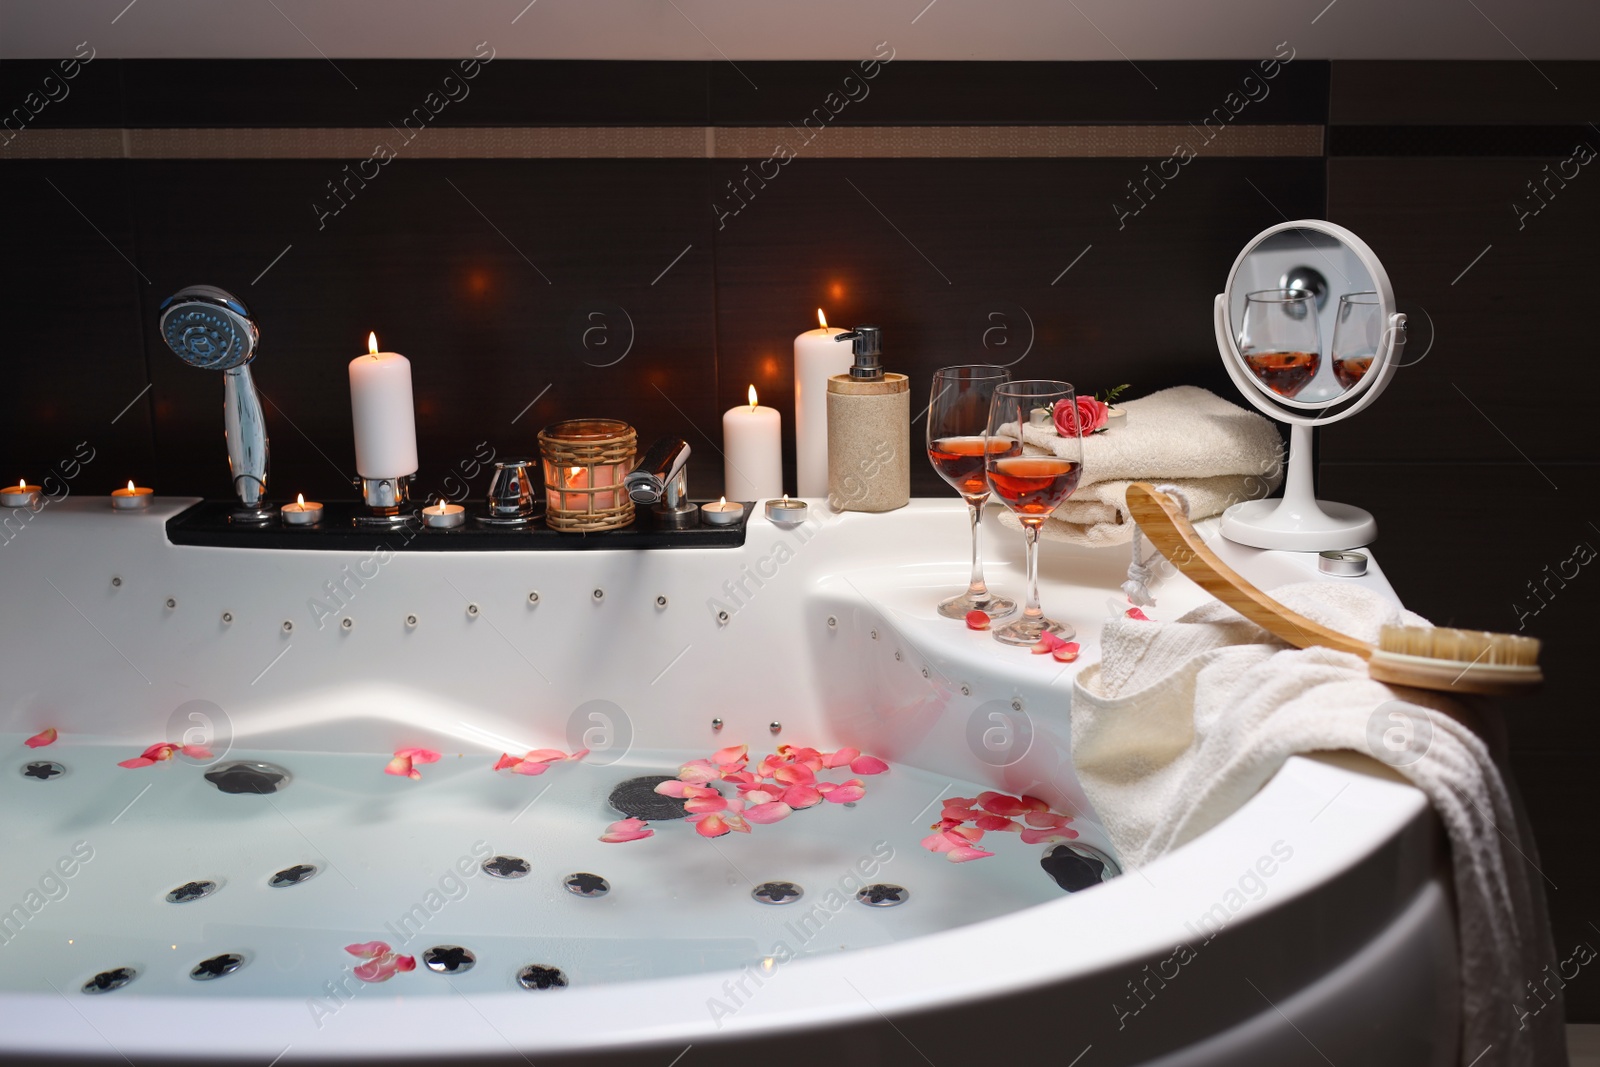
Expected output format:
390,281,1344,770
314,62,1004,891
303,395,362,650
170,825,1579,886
1378,625,1540,667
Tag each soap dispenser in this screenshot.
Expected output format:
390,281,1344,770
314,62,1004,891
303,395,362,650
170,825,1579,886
826,325,909,512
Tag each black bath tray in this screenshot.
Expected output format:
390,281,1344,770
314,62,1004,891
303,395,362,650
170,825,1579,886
165,500,753,551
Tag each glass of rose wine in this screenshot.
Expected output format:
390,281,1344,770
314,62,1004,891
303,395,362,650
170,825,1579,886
1238,288,1321,399
1331,291,1381,391
984,380,1083,646
927,365,1017,621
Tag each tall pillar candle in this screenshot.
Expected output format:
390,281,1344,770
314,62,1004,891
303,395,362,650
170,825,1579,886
349,332,418,478
723,385,782,502
793,309,849,497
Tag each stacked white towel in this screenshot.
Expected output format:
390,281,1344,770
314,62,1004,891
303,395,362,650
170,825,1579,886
997,385,1284,546
1072,582,1562,1067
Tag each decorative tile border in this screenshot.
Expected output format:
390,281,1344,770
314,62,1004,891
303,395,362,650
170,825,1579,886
1,124,1323,160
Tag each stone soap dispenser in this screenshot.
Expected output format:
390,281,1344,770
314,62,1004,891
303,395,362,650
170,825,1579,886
826,325,910,512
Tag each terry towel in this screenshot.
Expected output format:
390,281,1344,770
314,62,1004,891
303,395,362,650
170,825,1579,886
997,385,1284,546
1071,582,1562,1067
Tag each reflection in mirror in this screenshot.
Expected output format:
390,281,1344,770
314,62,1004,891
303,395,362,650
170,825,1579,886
1239,289,1320,399
1331,292,1381,390
1227,227,1378,404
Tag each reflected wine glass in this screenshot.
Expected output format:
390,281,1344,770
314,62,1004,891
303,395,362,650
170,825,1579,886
1331,291,1381,391
1238,288,1321,399
985,380,1083,647
927,365,1017,621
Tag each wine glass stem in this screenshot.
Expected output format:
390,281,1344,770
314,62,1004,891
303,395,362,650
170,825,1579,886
964,495,991,603
1022,520,1043,622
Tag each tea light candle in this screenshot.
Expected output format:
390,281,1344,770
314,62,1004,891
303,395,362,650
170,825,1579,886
1,479,41,509
701,497,745,527
794,309,850,497
111,481,153,510
1029,406,1053,427
723,384,782,502
282,493,323,525
765,495,808,526
349,331,418,479
423,497,466,528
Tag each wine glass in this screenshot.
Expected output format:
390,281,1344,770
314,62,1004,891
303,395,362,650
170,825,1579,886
1330,291,1381,391
927,366,1016,621
1238,288,1321,399
985,380,1083,646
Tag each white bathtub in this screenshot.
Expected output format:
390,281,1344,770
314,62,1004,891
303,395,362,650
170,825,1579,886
0,497,1457,1065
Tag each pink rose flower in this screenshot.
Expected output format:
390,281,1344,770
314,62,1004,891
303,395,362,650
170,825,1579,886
1054,395,1108,437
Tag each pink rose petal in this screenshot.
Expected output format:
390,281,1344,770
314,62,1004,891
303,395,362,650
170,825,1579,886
1019,795,1051,812
116,757,155,769
600,818,654,843
773,763,815,786
821,746,859,769
1021,827,1079,845
1126,607,1150,621
691,813,731,838
822,779,866,803
975,814,1022,832
384,755,414,778
712,743,748,766
519,749,566,764
783,784,823,809
976,791,1026,817
493,753,520,771
745,801,794,824
677,759,719,784
394,955,416,972
25,728,57,749
397,747,441,763
947,845,995,863
848,755,889,775
1024,811,1070,829
509,760,550,776
1031,631,1068,654
345,941,390,959
1052,643,1081,663
179,744,214,760
684,795,730,814
723,812,752,834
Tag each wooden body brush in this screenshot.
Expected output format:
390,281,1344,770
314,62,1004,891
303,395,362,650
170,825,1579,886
1124,483,1542,696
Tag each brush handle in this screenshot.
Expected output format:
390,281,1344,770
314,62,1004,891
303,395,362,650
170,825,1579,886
1123,483,1374,659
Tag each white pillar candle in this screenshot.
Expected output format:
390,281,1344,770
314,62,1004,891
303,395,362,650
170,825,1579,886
349,332,418,479
793,309,849,497
723,385,782,502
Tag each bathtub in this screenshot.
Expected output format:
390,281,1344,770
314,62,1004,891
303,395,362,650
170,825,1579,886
0,497,1457,1066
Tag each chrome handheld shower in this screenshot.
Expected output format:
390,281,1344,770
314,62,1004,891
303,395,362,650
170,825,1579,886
158,286,272,522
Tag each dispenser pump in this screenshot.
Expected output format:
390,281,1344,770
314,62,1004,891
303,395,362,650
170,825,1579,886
834,325,884,381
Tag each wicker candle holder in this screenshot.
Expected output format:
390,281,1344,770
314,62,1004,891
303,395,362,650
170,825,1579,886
537,419,637,532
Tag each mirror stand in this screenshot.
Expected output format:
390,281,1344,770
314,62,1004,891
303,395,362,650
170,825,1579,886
1219,421,1376,550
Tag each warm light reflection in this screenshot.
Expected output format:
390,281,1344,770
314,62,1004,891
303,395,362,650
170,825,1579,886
817,308,827,328
368,332,380,356
747,385,758,409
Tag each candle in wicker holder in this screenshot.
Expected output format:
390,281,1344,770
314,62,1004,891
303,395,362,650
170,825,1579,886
537,419,637,532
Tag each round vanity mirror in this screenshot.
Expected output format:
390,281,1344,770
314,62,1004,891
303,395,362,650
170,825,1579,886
1214,220,1407,550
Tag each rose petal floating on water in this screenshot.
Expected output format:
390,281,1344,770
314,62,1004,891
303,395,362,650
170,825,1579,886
24,728,57,749
946,845,995,863
345,941,390,960
712,743,748,766
849,755,889,775
821,746,858,769
819,779,866,803
600,818,654,843
782,784,823,809
1021,826,1079,845
690,812,731,838
396,748,441,764
745,801,794,824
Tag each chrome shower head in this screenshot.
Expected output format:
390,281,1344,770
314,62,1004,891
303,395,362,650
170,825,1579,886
157,285,271,520
159,285,259,371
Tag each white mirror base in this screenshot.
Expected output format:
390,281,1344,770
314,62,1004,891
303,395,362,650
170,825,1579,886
1221,497,1376,551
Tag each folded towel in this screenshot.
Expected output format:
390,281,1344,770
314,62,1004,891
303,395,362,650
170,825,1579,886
1071,582,1562,1067
996,385,1284,546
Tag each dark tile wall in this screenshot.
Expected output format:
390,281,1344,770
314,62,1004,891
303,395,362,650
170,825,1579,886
1325,64,1600,1020
2,57,1597,1021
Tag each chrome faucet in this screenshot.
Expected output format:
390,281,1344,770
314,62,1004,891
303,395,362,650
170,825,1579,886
625,437,695,527
158,286,271,522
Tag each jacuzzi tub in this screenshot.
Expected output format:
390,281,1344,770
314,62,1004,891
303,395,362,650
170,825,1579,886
0,497,1457,1066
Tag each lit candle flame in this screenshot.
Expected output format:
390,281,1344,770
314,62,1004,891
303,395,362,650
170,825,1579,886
127,480,135,493
719,496,727,506
817,308,827,328
748,384,758,410
368,332,379,357
296,493,305,507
